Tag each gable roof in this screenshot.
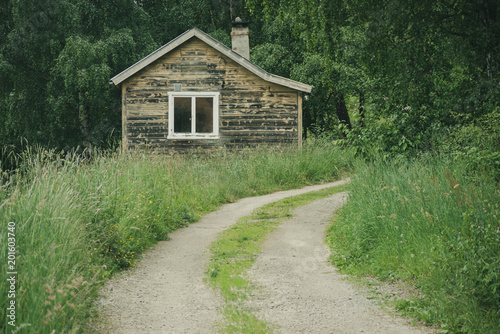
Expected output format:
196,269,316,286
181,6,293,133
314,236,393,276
110,28,312,93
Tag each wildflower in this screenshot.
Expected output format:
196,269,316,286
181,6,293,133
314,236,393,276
103,265,107,270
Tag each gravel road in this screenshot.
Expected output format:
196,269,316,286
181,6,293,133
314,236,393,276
96,180,433,333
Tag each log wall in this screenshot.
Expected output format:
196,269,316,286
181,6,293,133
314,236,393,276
121,37,302,153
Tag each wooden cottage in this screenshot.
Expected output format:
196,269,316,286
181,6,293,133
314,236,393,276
110,21,312,153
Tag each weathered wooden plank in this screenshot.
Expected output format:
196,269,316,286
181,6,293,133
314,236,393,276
220,114,295,120
127,115,166,120
127,111,166,118
180,48,207,56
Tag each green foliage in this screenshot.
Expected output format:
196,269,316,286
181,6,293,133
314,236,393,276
327,157,500,333
247,0,500,156
0,0,157,151
444,109,500,180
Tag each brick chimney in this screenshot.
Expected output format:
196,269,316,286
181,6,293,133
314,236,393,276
231,17,250,60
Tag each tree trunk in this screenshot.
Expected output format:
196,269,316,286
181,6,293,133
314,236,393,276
359,91,365,128
79,91,92,147
335,93,351,137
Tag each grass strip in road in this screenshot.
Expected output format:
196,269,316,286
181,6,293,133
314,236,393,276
205,183,349,333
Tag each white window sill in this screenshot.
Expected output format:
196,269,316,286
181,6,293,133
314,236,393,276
167,134,220,140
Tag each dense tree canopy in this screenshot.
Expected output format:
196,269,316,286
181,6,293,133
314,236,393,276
1,0,498,163
0,0,249,153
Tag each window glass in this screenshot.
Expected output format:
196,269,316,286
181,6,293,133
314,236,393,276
174,97,191,133
195,97,213,133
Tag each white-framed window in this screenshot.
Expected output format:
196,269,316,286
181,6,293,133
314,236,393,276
167,92,220,139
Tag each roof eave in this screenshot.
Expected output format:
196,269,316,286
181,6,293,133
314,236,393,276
110,29,197,87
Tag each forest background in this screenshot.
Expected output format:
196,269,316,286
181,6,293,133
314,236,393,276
0,0,499,166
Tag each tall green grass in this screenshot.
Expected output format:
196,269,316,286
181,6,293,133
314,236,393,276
0,141,353,333
327,156,500,333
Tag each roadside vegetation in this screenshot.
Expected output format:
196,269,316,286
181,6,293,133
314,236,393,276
327,147,500,332
0,140,352,333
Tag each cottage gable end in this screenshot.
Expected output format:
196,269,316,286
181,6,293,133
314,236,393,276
110,28,312,93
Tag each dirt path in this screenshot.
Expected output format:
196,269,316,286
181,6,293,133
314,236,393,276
97,180,431,333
